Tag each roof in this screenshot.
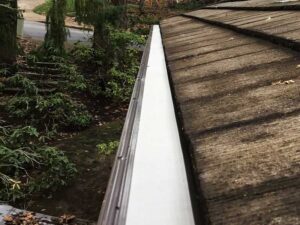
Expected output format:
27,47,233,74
207,0,300,9
160,1,300,224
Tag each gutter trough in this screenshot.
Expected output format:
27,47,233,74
97,25,195,225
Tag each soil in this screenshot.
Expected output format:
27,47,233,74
18,0,48,23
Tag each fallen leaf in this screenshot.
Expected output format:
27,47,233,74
59,214,76,224
284,80,295,84
272,80,295,85
3,215,13,222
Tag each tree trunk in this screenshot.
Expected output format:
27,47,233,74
0,1,17,63
139,0,145,13
44,0,67,54
93,24,105,50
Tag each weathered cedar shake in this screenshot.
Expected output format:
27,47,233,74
160,6,300,225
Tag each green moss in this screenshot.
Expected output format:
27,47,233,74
34,0,75,16
33,0,52,15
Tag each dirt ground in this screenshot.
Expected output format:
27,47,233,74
19,0,47,22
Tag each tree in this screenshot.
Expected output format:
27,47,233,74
40,0,126,53
74,0,125,49
0,0,18,63
43,0,68,55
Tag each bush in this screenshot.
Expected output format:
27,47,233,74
6,93,92,131
71,43,103,73
6,74,38,94
25,51,88,93
0,67,10,77
104,26,145,69
0,125,76,202
101,27,144,101
104,67,136,101
71,26,145,102
26,54,38,65
97,140,119,155
58,63,87,92
71,44,95,66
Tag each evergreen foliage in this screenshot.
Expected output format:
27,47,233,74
74,0,125,48
43,0,68,55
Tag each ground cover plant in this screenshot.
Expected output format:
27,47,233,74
97,140,119,155
6,93,92,131
0,125,76,202
4,73,92,131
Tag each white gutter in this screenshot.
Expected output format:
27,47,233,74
125,25,195,225
98,25,195,225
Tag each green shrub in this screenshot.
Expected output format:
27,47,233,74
6,74,38,94
101,27,144,101
25,51,87,93
71,43,103,73
71,44,95,65
32,146,77,191
0,125,76,202
26,49,67,65
0,67,10,76
97,140,119,155
71,26,145,102
26,54,38,65
6,93,92,131
104,67,136,101
104,26,145,68
58,63,87,92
